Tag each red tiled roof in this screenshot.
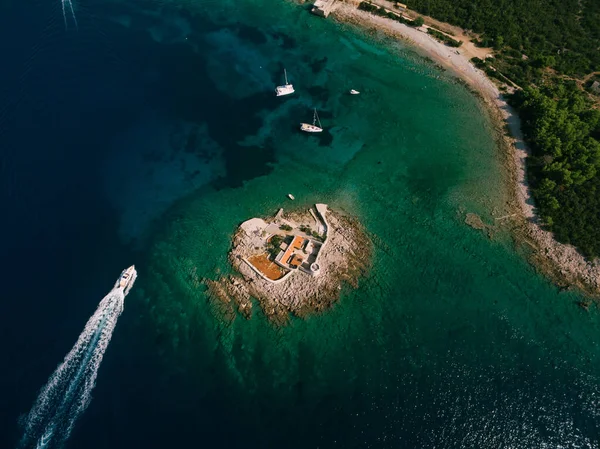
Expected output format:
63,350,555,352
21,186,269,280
280,235,305,267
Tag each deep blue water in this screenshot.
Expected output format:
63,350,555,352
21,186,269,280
0,1,153,447
0,1,290,447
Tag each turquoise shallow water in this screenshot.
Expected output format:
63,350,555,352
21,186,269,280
110,0,600,447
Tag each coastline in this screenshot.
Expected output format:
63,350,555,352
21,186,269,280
331,3,600,296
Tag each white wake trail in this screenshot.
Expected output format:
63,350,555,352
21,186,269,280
18,274,133,449
61,0,78,30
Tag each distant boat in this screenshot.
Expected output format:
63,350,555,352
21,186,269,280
349,89,360,95
300,108,323,133
275,69,295,96
288,194,295,200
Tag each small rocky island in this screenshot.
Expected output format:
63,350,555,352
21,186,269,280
206,204,372,324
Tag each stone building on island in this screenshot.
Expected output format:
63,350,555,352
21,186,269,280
238,204,329,284
274,234,323,276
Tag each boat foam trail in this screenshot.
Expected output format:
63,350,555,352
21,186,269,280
18,281,130,449
61,0,78,30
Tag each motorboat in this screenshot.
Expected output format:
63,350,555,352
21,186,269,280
300,108,323,133
115,265,137,291
349,89,360,95
288,194,295,200
275,69,295,96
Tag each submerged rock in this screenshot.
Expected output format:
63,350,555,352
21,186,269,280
465,213,487,230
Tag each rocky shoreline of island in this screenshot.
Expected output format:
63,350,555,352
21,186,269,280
205,205,372,325
323,2,600,297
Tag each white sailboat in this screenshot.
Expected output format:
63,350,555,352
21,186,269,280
275,69,295,96
300,108,323,133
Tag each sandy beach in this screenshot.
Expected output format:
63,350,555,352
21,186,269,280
332,3,600,295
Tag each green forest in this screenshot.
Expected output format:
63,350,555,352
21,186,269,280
405,0,600,75
404,0,600,258
510,83,600,257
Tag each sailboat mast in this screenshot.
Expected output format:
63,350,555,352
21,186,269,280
313,108,322,128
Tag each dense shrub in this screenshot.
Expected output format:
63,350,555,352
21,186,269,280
358,2,417,26
510,82,600,257
427,28,462,47
405,0,600,74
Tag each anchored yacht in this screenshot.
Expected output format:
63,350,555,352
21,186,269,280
115,265,137,291
300,108,323,133
275,69,295,96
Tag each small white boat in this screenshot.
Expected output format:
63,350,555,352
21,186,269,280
300,108,323,133
275,69,295,96
288,194,295,200
115,265,137,291
350,89,360,95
